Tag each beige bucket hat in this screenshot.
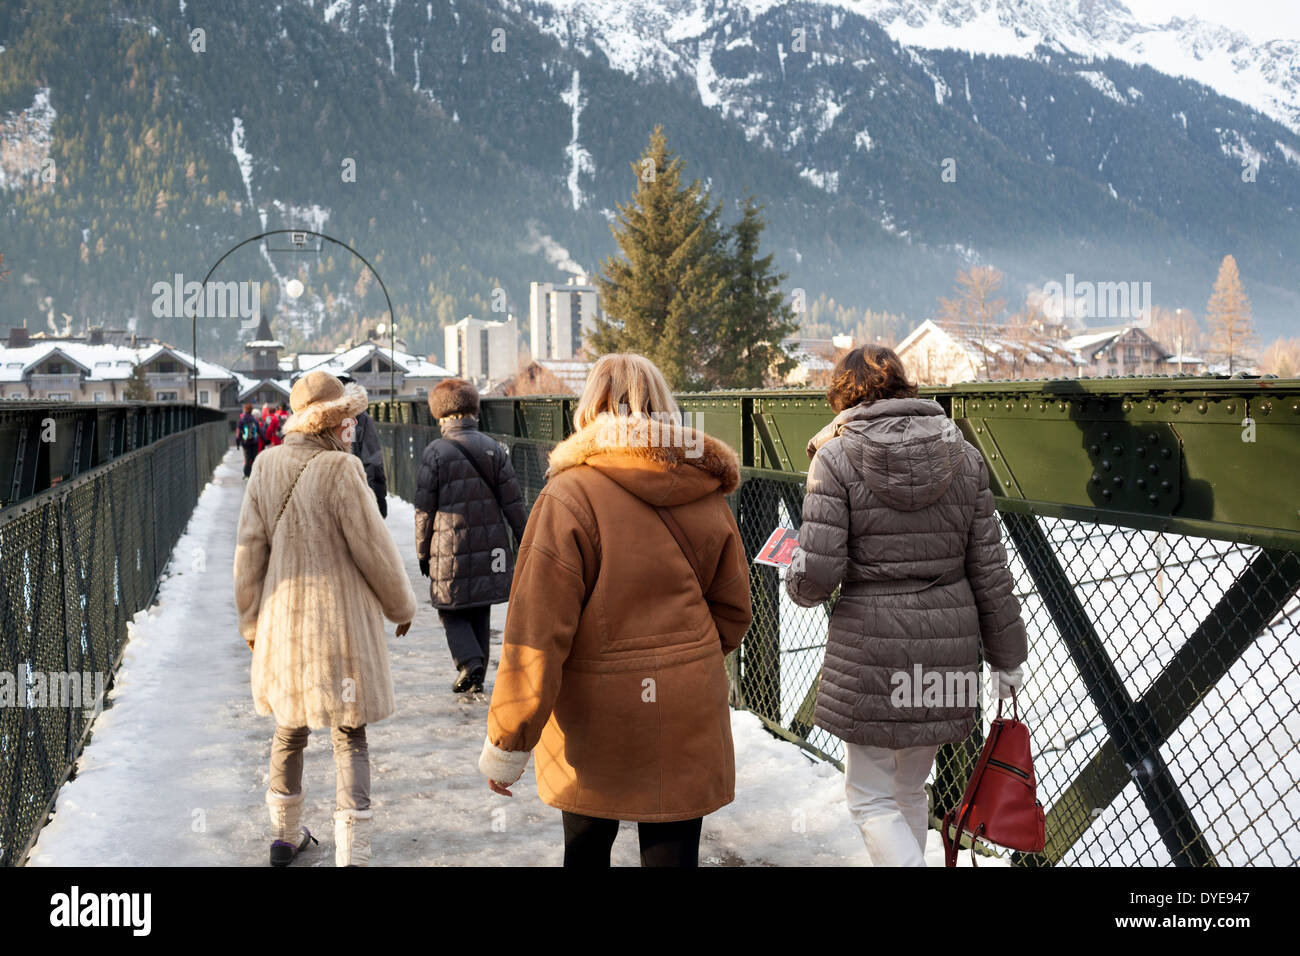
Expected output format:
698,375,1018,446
283,370,369,435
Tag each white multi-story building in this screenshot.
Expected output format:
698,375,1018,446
444,315,519,386
529,277,599,361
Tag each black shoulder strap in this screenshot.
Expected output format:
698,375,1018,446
439,435,507,520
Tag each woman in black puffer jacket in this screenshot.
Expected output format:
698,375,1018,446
414,379,529,695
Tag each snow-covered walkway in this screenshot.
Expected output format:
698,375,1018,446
28,449,956,866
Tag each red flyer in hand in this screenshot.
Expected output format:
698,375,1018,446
755,527,800,568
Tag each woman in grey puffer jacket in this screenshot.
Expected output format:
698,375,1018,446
786,345,1028,867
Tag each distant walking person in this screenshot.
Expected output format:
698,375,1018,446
336,374,389,518
478,354,753,868
785,345,1028,867
236,403,261,479
414,379,527,695
234,371,416,867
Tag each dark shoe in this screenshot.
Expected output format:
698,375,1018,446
269,827,316,867
452,660,485,694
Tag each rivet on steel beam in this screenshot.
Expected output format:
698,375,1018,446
1102,460,1112,471
1136,446,1146,457
1161,480,1172,491
1161,448,1171,459
1102,431,1112,441
1137,478,1147,489
1148,432,1159,443
1260,402,1272,415
1172,403,1181,413
1197,403,1207,413
1090,444,1100,454
1149,494,1159,505
1091,474,1102,485
1226,403,1235,414
1148,464,1159,474
1103,489,1113,500
1112,445,1122,456
1122,402,1132,412
1113,476,1123,486
1146,402,1155,413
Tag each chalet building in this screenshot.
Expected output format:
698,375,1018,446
0,326,235,408
896,319,1084,385
1062,326,1174,377
288,341,449,398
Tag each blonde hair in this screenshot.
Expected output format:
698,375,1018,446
574,353,680,430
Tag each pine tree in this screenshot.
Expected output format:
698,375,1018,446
590,127,730,390
1205,255,1256,373
705,195,799,388
123,361,153,400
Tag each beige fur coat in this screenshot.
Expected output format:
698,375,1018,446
234,432,417,728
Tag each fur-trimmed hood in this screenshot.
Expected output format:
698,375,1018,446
546,412,740,505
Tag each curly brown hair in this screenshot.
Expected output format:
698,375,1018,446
826,344,918,412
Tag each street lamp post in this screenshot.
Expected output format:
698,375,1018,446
192,229,395,409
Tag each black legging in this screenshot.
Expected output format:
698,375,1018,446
561,811,703,868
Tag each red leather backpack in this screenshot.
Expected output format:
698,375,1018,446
941,689,1045,866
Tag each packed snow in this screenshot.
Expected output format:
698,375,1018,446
26,450,976,867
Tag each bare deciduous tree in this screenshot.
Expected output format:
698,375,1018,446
1205,255,1256,373
937,266,1006,380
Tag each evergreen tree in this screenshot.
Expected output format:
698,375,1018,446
706,195,799,388
590,127,730,390
123,361,152,401
1205,255,1256,373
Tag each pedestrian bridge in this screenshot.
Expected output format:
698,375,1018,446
1,377,1298,866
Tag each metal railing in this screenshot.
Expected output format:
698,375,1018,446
370,377,1300,866
0,404,227,866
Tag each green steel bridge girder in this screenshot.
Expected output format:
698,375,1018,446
427,377,1300,551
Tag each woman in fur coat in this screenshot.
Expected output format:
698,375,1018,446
478,353,753,867
234,370,417,867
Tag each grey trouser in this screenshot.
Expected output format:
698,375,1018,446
438,605,491,670
269,725,370,811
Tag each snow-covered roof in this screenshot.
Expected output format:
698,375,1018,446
901,319,1086,369
296,342,449,380
0,341,237,383
237,377,292,401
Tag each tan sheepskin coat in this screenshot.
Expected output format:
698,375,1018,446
481,414,753,822
234,431,417,729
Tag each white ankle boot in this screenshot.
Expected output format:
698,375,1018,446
266,790,315,866
334,808,373,867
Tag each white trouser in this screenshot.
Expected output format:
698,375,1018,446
843,742,940,867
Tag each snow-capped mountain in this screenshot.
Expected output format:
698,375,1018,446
516,0,1300,134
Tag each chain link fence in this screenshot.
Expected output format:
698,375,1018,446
374,416,1299,867
0,419,228,866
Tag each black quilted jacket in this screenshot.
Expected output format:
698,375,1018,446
414,416,529,609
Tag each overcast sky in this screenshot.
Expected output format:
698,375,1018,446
1124,0,1300,42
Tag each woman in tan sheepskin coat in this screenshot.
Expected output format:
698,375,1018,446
234,370,416,867
478,354,752,868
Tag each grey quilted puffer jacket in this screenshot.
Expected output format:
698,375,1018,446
414,416,529,609
786,398,1027,748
